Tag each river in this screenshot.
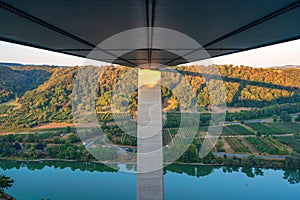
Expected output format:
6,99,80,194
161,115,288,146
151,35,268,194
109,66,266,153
0,160,299,200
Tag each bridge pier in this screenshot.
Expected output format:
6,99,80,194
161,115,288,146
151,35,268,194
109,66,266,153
136,69,164,200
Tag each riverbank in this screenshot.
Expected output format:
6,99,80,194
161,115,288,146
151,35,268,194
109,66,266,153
0,193,16,200
0,157,222,167
0,153,296,170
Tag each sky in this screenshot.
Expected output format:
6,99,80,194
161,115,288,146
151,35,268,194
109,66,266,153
0,39,300,67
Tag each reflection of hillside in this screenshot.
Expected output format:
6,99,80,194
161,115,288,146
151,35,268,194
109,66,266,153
1,160,298,185
164,165,216,177
0,160,118,173
284,169,300,184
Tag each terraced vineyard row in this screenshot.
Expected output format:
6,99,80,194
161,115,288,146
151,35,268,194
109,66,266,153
245,137,281,155
266,123,300,134
163,129,172,145
197,126,209,137
225,138,250,153
278,136,300,153
120,132,137,146
245,122,283,135
97,112,113,121
221,125,254,136
179,128,198,138
228,125,254,135
265,136,289,155
169,128,179,136
112,113,133,121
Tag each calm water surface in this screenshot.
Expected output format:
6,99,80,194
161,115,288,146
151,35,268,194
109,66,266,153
0,160,299,200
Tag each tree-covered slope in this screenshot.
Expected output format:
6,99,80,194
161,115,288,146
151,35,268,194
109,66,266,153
1,65,300,131
0,66,52,103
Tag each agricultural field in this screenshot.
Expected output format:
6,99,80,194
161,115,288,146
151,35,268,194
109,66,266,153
266,123,300,134
245,122,282,135
102,120,298,157
163,112,213,128
27,111,296,158
277,136,300,153
97,112,113,121
163,129,172,145
119,132,137,146
221,125,254,136
245,137,282,155
215,140,225,152
169,128,179,136
225,137,250,153
197,126,209,136
179,128,198,138
265,136,289,155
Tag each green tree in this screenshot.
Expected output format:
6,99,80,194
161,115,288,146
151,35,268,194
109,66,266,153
66,126,71,133
179,144,198,163
295,115,300,122
272,114,278,122
68,134,79,143
0,175,14,194
280,111,292,122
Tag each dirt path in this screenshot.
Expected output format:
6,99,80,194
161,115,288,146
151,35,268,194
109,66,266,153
221,138,233,153
32,122,75,129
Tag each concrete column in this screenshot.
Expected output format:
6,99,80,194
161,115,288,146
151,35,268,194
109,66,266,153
136,69,164,200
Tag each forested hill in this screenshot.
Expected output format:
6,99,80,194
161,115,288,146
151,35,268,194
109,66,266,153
0,65,300,130
0,66,52,103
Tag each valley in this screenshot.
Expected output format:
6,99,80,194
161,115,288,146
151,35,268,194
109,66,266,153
0,64,300,169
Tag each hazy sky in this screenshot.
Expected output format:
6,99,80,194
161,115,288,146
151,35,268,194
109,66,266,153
0,39,300,67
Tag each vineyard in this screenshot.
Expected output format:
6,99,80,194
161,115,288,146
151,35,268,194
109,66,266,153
179,128,198,138
245,122,282,135
225,137,250,153
119,132,137,146
266,123,300,134
221,125,254,136
278,136,300,153
215,140,225,152
245,137,281,155
98,114,300,157
163,129,172,145
97,112,113,121
169,128,179,136
197,126,209,136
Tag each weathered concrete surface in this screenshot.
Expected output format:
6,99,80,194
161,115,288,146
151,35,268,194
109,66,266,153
137,69,164,200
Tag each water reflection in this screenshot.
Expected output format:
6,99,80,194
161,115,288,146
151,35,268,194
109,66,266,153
0,160,299,185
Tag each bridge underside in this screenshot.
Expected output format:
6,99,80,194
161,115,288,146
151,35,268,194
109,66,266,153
0,0,300,67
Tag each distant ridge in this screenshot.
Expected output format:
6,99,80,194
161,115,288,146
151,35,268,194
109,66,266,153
0,62,24,67
266,65,300,69
0,62,68,68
